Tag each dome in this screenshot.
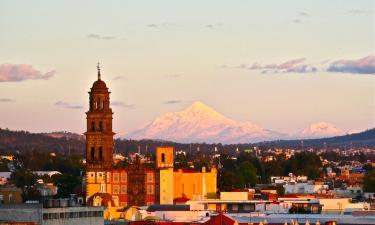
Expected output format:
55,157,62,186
92,79,108,90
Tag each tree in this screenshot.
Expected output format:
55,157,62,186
9,169,40,201
363,170,375,192
53,174,80,198
235,161,257,188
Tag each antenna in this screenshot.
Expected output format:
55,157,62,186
97,62,101,80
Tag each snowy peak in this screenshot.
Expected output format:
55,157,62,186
126,101,281,144
300,122,343,138
180,101,229,122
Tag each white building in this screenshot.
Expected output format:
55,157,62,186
0,201,104,225
284,183,329,194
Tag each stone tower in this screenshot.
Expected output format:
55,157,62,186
85,63,114,170
85,64,115,199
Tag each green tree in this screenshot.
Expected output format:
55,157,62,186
235,161,257,188
363,170,375,192
53,174,80,198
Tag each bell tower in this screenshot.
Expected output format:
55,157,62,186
85,63,114,170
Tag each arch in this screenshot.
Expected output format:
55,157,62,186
97,100,101,110
161,153,165,163
91,147,95,160
99,121,103,131
8,194,13,204
91,121,95,132
100,181,106,193
99,147,103,160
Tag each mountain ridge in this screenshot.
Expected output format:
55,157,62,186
125,101,283,144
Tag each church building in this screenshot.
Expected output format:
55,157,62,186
84,65,217,219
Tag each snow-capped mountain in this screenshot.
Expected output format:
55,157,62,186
299,122,344,138
125,101,284,144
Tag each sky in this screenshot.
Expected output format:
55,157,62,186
0,0,374,137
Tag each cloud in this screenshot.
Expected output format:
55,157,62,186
292,19,301,24
87,34,116,40
205,23,223,29
55,101,83,109
0,98,14,102
112,76,127,81
347,9,373,15
248,58,317,73
145,23,178,28
166,74,181,78
111,101,134,108
298,12,309,16
146,24,158,28
327,55,375,74
164,100,183,104
0,64,55,82
225,54,373,75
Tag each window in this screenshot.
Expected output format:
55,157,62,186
147,173,154,182
113,185,120,194
97,172,103,178
8,194,13,204
100,181,106,193
99,121,102,131
120,172,127,182
121,185,127,194
91,122,95,132
97,100,100,110
91,147,95,160
89,172,95,178
99,147,103,160
161,153,165,163
147,184,154,195
113,173,119,182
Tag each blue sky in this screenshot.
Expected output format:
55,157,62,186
0,0,374,135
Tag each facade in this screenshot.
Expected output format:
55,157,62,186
84,67,216,219
174,167,217,200
0,202,104,225
0,185,22,204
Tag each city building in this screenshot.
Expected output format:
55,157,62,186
0,199,104,225
84,66,216,220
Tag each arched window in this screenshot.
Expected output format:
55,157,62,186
8,194,13,204
161,153,165,163
101,101,104,109
91,122,95,132
99,121,103,131
91,147,95,160
99,147,103,160
100,181,106,193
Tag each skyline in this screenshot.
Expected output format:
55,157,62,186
0,0,374,138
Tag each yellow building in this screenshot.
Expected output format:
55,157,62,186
156,146,217,201
156,147,174,204
174,166,217,200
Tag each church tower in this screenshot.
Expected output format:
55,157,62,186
85,64,115,199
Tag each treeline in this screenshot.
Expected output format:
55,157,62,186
1,128,374,156
5,150,83,201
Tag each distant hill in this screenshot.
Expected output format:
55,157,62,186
42,131,85,141
0,128,85,155
0,127,373,156
258,128,375,148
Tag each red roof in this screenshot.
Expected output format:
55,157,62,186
205,214,236,225
173,197,190,203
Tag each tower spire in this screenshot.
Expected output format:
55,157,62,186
97,62,101,80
